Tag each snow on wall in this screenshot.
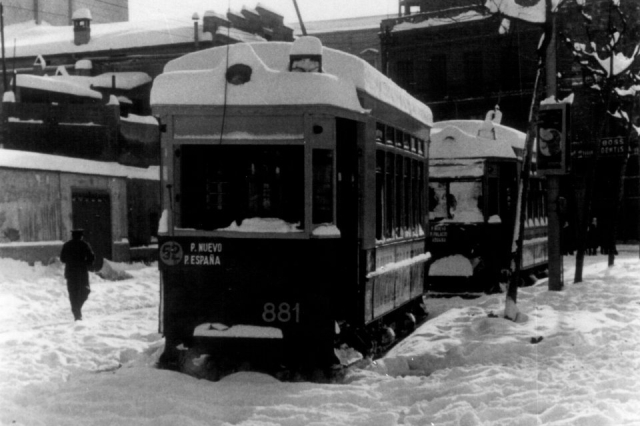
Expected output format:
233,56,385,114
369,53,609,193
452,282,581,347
0,149,159,180
153,39,433,128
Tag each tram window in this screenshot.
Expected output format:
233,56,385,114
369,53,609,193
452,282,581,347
449,182,483,222
429,182,448,220
395,130,404,148
376,150,385,240
488,178,500,218
403,133,411,150
404,157,411,233
429,181,483,222
180,145,304,231
418,139,424,155
385,126,395,145
312,149,334,224
376,123,385,144
396,155,404,236
385,152,395,238
417,162,424,229
412,160,419,230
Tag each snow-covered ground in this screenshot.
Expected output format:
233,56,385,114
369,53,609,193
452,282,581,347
1,250,640,425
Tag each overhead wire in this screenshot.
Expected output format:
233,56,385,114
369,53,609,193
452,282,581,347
218,0,232,145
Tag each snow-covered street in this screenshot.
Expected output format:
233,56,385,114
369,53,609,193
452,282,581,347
1,250,640,425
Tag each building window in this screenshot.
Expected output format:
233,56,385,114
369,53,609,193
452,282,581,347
396,60,414,90
428,54,447,100
464,51,483,96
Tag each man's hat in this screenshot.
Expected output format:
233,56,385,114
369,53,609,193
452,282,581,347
71,228,84,235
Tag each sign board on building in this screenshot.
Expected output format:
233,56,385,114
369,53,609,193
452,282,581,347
599,137,627,157
537,103,569,175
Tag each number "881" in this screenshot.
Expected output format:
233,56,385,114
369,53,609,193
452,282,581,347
262,302,300,323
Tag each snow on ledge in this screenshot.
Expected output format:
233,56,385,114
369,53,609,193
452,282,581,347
216,218,302,233
367,253,431,279
428,254,473,277
312,224,341,237
193,323,283,339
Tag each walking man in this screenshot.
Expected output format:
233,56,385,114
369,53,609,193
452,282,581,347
60,229,95,321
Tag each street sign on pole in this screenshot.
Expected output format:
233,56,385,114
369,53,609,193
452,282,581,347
537,103,569,175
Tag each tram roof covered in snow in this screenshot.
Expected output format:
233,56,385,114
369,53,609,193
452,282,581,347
430,125,518,161
432,119,526,159
150,38,433,129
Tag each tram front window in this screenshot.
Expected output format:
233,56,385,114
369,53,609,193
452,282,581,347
180,145,304,231
429,181,483,222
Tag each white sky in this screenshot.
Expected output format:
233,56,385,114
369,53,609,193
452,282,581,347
129,0,399,25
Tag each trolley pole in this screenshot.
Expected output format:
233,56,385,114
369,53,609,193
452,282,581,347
546,15,563,292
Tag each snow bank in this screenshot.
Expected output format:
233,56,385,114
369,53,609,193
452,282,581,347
1,251,640,425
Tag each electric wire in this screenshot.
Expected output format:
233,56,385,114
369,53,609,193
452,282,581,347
218,0,232,145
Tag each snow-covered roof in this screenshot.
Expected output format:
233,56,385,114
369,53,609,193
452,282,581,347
14,74,103,100
203,10,229,21
57,72,152,90
1,17,263,59
0,149,159,180
433,119,526,156
430,125,517,160
391,10,490,32
71,8,92,21
288,14,388,35
14,72,152,99
152,39,433,129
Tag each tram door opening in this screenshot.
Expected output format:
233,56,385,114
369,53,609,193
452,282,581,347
336,118,361,310
71,191,112,270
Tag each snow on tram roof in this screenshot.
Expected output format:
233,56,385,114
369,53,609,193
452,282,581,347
433,119,526,157
150,38,433,128
430,123,518,160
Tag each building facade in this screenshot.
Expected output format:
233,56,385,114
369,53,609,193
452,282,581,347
2,0,128,26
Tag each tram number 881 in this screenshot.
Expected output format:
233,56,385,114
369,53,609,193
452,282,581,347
262,302,301,323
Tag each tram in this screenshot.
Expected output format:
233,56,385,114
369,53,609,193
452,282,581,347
150,37,433,379
427,112,548,295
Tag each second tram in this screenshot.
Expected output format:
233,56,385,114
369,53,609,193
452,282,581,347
427,113,548,295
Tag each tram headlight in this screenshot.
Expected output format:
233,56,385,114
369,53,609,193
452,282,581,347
225,64,252,85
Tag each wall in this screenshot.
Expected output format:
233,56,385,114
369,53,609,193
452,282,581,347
2,0,128,26
0,166,131,264
0,168,62,243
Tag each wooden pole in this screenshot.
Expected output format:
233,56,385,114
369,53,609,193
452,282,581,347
506,56,544,320
1,4,7,92
545,14,564,291
292,0,307,36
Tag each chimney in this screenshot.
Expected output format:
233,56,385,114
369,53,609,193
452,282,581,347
203,10,230,36
75,59,92,76
72,8,92,46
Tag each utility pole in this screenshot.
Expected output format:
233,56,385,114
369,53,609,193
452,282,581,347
1,3,7,92
292,0,307,36
545,15,564,292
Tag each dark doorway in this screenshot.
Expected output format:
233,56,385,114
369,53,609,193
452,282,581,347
72,191,112,270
